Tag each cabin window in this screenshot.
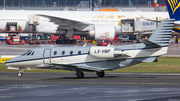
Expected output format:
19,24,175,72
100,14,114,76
70,51,73,55
62,51,65,55
78,51,81,55
54,51,57,55
31,51,34,55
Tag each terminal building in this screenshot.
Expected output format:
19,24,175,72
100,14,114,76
0,0,167,11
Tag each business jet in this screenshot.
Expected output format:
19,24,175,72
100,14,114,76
5,19,174,78
0,10,169,40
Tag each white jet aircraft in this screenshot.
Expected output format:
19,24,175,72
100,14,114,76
0,10,169,40
5,19,174,78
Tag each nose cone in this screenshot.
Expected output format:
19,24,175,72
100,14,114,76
5,59,12,67
5,59,16,67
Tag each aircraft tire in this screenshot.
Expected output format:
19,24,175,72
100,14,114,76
96,71,105,77
77,72,84,78
17,72,23,77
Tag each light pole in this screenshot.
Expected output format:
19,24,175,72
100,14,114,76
4,0,5,10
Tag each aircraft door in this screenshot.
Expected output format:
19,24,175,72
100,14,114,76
43,49,51,65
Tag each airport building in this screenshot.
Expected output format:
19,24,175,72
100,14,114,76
0,0,167,11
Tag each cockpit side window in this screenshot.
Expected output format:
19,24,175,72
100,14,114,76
27,51,32,56
31,51,34,55
22,50,31,56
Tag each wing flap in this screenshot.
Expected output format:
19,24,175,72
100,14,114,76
49,63,108,71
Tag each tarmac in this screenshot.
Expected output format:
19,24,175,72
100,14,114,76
1,43,180,101
0,72,180,101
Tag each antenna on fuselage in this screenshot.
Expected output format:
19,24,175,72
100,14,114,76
83,43,87,47
107,44,111,47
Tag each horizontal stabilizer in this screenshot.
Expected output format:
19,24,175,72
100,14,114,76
135,57,158,63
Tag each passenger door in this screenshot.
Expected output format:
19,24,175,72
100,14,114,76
43,49,51,65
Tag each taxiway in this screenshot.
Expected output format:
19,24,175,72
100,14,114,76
0,72,180,101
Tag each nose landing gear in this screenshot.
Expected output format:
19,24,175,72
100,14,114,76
17,68,24,77
17,72,23,77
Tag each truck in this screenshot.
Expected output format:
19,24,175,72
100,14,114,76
118,35,134,43
6,35,24,45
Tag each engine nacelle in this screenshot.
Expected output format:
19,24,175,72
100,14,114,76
89,26,115,40
90,46,126,58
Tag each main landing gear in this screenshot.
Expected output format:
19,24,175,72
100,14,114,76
76,69,84,78
76,69,105,78
17,68,24,77
96,71,105,77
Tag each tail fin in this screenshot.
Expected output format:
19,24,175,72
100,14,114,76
166,0,180,21
143,19,174,47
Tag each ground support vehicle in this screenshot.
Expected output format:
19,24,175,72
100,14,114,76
56,36,77,44
6,23,24,45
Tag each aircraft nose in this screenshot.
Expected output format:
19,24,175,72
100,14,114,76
5,59,16,67
5,60,11,67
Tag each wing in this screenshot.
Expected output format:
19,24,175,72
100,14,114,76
36,14,94,31
48,63,109,71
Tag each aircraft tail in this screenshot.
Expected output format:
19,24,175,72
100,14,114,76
166,0,180,21
144,19,174,47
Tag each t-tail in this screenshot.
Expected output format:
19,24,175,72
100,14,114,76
166,0,180,21
141,19,174,47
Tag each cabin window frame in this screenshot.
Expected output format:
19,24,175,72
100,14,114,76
78,51,81,55
70,51,73,55
62,51,65,55
54,51,57,55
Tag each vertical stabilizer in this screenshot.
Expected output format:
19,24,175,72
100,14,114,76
146,19,174,47
166,0,180,21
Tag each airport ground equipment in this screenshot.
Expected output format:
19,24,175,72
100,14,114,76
56,35,77,44
5,22,24,45
6,35,24,45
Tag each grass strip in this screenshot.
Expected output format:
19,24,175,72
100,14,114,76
0,57,180,73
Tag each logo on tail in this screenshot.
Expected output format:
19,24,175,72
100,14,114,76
167,0,180,14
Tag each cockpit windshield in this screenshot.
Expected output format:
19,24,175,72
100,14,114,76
22,50,31,56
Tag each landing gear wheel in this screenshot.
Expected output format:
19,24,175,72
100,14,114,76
96,71,105,77
77,72,84,78
17,72,23,77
